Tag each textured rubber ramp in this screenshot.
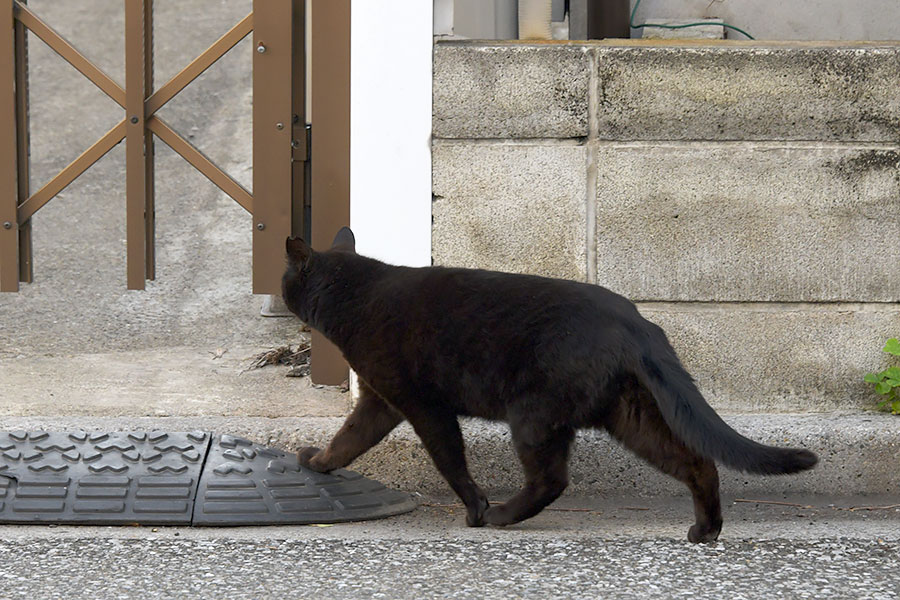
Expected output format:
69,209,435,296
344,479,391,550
0,430,209,524
0,431,416,526
193,434,417,525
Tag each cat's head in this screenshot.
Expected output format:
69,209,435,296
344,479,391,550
282,227,356,319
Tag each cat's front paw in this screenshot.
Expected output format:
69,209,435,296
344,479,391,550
465,495,490,527
297,446,329,472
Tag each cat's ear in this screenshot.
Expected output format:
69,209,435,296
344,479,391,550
286,236,312,267
331,226,356,253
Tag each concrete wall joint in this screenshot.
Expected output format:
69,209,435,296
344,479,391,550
432,138,587,146
585,47,599,285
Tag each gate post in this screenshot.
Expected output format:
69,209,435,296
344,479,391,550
0,0,17,292
252,0,294,294
143,0,155,280
309,0,350,385
253,0,347,385
124,0,153,290
290,0,306,242
15,0,31,284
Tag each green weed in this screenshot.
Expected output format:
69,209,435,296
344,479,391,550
864,338,900,414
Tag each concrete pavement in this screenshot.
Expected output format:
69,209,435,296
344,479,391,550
1,496,898,599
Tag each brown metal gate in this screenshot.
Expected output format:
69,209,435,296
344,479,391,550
0,0,348,383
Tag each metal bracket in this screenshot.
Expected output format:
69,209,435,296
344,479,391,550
292,122,311,163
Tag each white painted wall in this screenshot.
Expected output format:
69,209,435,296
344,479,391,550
350,1,433,267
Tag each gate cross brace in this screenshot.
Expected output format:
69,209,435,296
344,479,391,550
2,0,346,384
3,1,256,292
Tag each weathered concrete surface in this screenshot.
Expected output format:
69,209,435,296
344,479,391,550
334,412,900,498
595,44,900,141
2,497,898,600
433,42,900,141
432,41,900,416
432,142,587,280
0,347,349,418
637,303,900,413
3,413,896,498
595,143,900,302
433,43,591,139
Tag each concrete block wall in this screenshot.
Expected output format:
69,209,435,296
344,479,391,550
432,41,900,413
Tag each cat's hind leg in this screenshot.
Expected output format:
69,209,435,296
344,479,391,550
483,418,575,527
600,386,722,543
298,380,404,472
400,401,490,527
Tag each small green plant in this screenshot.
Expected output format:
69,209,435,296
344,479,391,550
864,338,900,414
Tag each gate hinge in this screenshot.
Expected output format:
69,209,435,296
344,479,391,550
292,123,311,162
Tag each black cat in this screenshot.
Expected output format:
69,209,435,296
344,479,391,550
282,228,817,542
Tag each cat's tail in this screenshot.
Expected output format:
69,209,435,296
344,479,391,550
632,344,818,475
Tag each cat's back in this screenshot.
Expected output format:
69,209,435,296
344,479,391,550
366,263,645,407
375,263,640,332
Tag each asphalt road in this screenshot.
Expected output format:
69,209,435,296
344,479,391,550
1,497,898,599
2,535,897,600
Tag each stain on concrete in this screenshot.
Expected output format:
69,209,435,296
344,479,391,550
826,149,900,183
593,45,900,141
434,44,591,139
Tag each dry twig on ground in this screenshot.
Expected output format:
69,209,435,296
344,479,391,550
244,342,311,376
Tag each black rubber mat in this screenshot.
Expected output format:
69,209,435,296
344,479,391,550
193,434,415,525
0,430,416,526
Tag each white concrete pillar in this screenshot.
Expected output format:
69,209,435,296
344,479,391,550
350,1,433,267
